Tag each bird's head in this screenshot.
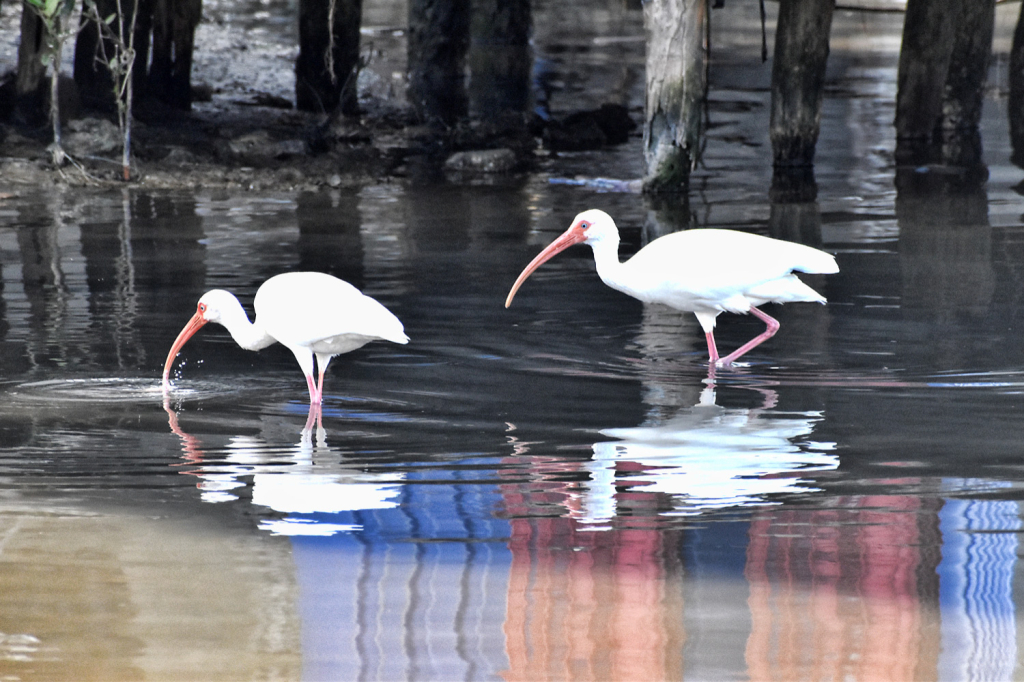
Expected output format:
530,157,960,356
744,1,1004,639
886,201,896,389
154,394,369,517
162,290,242,389
570,208,617,245
504,209,619,308
193,289,240,325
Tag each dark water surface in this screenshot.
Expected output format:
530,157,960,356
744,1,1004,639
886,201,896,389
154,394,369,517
4,3,1024,681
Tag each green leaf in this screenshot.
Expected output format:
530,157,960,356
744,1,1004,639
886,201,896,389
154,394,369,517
103,13,117,24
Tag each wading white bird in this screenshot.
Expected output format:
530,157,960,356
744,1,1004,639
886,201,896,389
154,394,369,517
505,209,839,365
163,272,409,403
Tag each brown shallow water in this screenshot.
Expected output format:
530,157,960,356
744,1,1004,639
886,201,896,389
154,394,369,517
3,2,1024,681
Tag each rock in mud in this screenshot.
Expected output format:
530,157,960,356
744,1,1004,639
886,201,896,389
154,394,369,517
226,130,307,162
444,148,518,172
64,117,121,156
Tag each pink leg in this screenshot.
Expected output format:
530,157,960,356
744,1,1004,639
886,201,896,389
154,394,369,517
303,402,321,433
316,367,327,404
305,374,321,404
705,331,720,364
717,306,780,366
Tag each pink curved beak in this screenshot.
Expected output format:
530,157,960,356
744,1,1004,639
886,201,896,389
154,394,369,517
505,224,588,308
162,311,208,390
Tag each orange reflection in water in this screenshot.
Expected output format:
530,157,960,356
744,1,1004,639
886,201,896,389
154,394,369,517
746,495,942,681
501,515,685,682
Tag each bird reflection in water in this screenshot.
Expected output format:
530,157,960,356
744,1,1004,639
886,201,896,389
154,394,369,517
164,396,403,536
562,299,836,525
571,385,837,525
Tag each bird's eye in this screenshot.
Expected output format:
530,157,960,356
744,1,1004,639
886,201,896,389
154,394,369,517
198,303,207,314
580,221,590,230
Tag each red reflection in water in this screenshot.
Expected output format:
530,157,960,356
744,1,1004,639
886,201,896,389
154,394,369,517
500,461,944,680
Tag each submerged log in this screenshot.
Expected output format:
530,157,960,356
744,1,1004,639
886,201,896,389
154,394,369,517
469,0,531,118
642,0,707,194
407,0,470,125
769,0,834,168
296,0,363,115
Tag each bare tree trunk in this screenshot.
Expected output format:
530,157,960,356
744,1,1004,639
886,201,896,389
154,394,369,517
894,0,955,163
49,43,65,165
469,0,531,118
150,0,200,109
642,0,707,194
939,0,994,168
73,0,118,111
769,0,834,168
407,0,470,126
941,1,994,133
15,5,47,120
132,0,153,99
1010,0,1024,165
75,0,148,111
296,0,363,115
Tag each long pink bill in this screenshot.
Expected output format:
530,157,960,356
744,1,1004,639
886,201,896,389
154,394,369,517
504,226,587,308
162,312,208,390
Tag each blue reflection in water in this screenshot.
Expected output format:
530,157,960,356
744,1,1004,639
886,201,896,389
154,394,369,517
289,474,512,680
938,483,1020,680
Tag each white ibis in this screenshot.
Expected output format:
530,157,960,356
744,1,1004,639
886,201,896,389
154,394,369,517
505,209,839,365
163,272,408,403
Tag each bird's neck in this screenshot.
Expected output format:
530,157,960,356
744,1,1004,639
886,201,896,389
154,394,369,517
219,302,275,351
589,236,630,293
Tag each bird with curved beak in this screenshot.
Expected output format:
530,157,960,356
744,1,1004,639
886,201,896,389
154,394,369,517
163,272,408,404
505,209,838,365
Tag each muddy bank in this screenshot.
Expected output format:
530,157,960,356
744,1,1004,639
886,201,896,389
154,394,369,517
0,0,644,192
0,99,640,190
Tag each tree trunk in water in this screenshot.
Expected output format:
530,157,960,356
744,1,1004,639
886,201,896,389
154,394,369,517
150,0,201,110
894,0,955,164
407,0,470,126
768,167,821,244
941,1,994,132
939,0,994,169
469,0,531,118
1010,1,1024,166
769,0,834,168
296,0,363,115
642,0,707,194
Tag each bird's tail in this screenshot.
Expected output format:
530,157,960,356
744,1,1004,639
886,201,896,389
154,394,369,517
747,274,827,305
793,248,839,275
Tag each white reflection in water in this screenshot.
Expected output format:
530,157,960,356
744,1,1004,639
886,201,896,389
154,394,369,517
574,387,838,524
166,401,403,536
